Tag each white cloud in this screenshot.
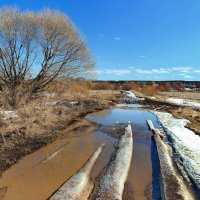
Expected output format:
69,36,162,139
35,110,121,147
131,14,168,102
193,69,200,73
179,73,193,78
134,68,169,74
138,55,146,58
183,75,193,78
96,69,131,76
86,70,97,75
114,37,121,41
171,66,193,73
94,66,197,79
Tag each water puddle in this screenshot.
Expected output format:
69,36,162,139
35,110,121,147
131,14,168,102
86,107,159,200
0,125,115,200
0,105,159,200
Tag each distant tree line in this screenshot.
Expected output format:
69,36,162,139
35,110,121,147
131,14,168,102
92,80,200,91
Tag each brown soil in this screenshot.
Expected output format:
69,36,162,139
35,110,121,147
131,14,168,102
0,186,8,199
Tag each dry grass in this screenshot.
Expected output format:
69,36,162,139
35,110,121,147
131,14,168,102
159,91,200,101
127,82,140,91
0,86,120,173
141,85,158,96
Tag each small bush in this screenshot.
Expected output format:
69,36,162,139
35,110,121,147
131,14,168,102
157,84,172,92
68,85,89,94
127,82,140,91
92,82,113,90
141,85,158,96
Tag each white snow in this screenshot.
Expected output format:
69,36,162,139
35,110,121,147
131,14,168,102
123,91,145,101
43,144,67,163
153,111,200,189
50,144,104,200
124,91,137,99
45,93,56,97
147,119,154,131
148,96,156,100
92,124,133,200
167,98,200,109
69,101,79,105
0,110,18,118
154,132,194,200
40,102,58,106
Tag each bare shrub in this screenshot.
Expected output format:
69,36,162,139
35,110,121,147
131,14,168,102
157,84,172,92
141,85,158,96
127,82,140,91
68,85,89,95
92,82,113,90
0,7,94,107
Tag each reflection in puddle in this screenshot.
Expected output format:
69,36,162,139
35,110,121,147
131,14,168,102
86,108,158,200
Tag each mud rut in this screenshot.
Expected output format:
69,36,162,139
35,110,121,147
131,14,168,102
49,108,198,200
0,105,198,200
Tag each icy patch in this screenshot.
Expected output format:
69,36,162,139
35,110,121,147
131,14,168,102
148,96,156,100
167,98,200,109
116,104,144,108
0,111,18,118
40,102,58,106
45,92,56,97
50,144,104,200
122,91,145,101
69,101,79,105
43,144,67,163
124,91,137,99
91,124,133,200
153,111,200,189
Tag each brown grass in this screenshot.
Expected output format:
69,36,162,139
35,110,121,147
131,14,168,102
141,85,158,96
127,82,140,91
0,85,120,173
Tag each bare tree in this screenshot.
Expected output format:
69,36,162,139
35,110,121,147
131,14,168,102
0,7,94,107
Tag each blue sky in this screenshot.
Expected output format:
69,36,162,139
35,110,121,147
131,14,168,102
1,0,200,80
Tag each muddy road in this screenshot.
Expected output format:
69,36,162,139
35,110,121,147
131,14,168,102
0,100,199,199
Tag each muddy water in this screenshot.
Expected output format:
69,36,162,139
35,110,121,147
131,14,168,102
86,106,159,200
0,126,116,200
0,104,157,200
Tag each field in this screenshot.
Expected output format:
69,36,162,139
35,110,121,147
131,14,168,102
0,87,200,200
0,88,120,174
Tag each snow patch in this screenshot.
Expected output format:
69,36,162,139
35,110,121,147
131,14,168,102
122,91,145,101
124,91,137,99
148,96,156,100
91,124,133,200
41,102,58,106
153,111,200,189
50,144,104,200
167,98,200,109
0,110,18,118
69,101,79,105
45,93,56,97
